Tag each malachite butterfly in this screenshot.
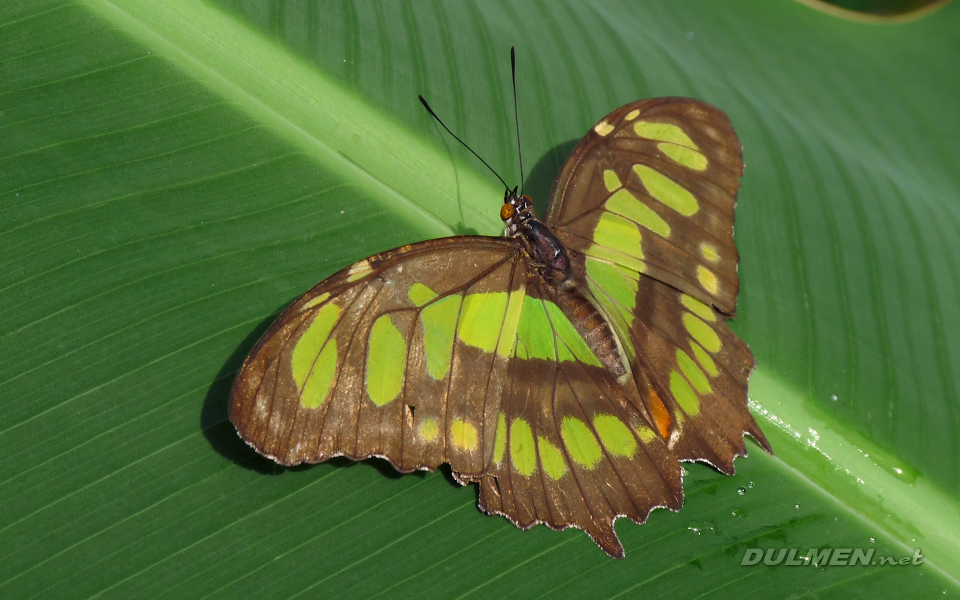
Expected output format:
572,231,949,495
229,60,772,558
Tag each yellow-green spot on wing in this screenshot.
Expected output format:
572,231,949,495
700,242,721,263
594,121,614,136
605,188,671,238
408,282,437,306
458,292,508,353
420,295,461,380
419,417,439,441
616,264,641,282
299,344,337,409
676,349,711,394
585,257,638,328
492,413,507,464
589,211,644,272
593,414,637,458
635,425,657,443
291,303,341,408
594,212,643,258
633,117,710,172
561,417,603,469
542,301,602,366
300,292,331,312
586,245,645,274
496,288,526,358
538,437,568,480
634,121,698,148
451,419,478,450
347,259,373,282
409,283,461,379
366,314,407,406
632,164,699,216
603,169,622,192
624,109,640,121
669,370,700,416
696,265,719,295
657,142,708,171
683,312,722,354
514,296,556,361
690,341,719,378
680,293,716,322
510,418,537,476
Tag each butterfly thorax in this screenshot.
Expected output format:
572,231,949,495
501,190,569,284
500,189,627,378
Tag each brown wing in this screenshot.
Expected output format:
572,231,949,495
229,236,527,480
579,253,771,472
475,281,684,559
540,97,769,471
544,98,745,315
630,274,771,470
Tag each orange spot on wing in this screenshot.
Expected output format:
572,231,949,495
647,389,673,440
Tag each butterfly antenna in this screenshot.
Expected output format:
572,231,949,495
418,94,510,192
511,46,524,196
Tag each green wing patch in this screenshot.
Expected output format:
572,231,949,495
291,302,340,409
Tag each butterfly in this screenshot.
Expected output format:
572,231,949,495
229,58,771,558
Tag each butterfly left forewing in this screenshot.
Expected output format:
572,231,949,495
230,236,526,478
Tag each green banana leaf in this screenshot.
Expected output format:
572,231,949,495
2,0,958,597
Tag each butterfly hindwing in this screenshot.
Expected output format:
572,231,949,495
476,282,683,558
545,98,745,315
601,261,772,471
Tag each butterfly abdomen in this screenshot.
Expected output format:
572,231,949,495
512,205,628,380
554,285,627,378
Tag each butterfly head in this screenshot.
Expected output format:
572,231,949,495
500,187,535,238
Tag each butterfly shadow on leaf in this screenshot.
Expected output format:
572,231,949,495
202,308,289,474
524,138,580,216
426,117,487,237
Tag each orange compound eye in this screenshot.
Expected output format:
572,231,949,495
500,204,515,221
522,195,533,205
